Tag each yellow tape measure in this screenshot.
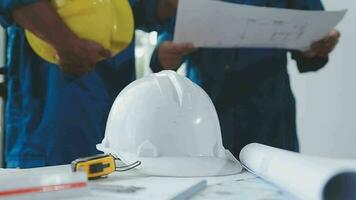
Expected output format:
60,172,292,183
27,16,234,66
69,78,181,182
72,154,141,180
72,154,116,179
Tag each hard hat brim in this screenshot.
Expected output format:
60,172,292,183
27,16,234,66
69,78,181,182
97,144,243,177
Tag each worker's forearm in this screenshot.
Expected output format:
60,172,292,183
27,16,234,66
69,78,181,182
12,0,77,50
157,0,178,21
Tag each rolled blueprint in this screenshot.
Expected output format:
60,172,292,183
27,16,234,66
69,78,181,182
239,143,356,200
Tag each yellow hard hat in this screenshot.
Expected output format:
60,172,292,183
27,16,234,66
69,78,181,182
25,0,134,64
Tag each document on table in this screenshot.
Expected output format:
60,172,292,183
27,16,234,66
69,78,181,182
85,169,258,200
90,177,207,200
240,143,356,200
174,0,347,50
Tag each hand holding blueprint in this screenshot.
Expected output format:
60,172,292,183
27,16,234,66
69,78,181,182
174,0,347,50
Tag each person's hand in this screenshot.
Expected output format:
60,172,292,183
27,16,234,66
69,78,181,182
303,29,340,58
157,41,196,70
55,38,111,75
11,0,111,76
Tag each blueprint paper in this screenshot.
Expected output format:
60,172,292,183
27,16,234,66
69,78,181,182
88,172,255,200
89,177,207,200
239,143,356,200
77,170,292,200
174,0,347,50
191,177,296,200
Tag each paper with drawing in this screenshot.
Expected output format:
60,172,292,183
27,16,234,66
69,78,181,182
174,0,346,50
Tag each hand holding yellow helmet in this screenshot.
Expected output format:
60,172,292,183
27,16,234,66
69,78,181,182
25,0,134,64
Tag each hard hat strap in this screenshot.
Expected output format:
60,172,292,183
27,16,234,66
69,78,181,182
115,161,142,172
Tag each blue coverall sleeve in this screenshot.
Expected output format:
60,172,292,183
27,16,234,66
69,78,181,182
290,0,329,72
0,0,39,28
132,0,171,32
133,0,158,28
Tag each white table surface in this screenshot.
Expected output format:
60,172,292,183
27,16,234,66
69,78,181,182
1,166,296,200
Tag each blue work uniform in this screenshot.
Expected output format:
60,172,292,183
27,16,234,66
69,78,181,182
0,0,160,168
151,0,329,156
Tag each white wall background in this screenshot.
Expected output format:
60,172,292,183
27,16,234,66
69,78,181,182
289,0,356,159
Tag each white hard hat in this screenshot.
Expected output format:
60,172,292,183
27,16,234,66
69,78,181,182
97,71,242,177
